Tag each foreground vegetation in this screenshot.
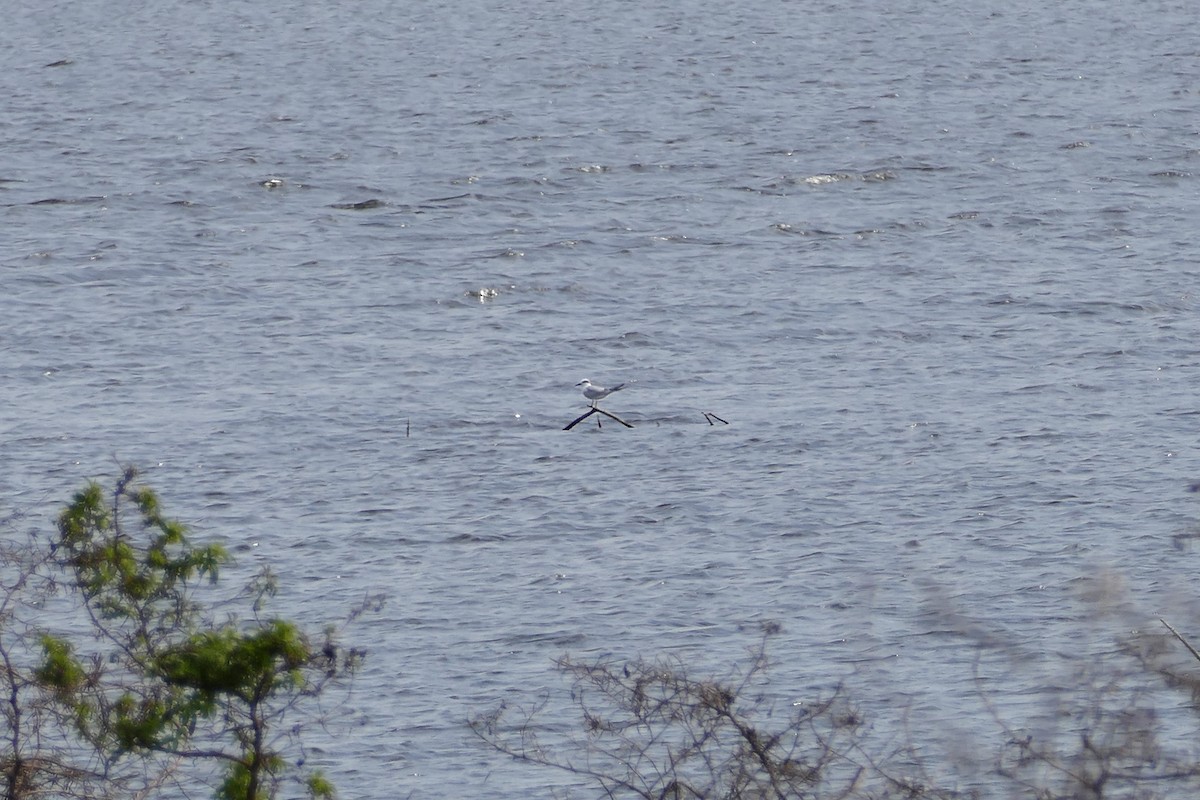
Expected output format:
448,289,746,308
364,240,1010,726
0,467,381,800
472,609,1200,799
6,470,1200,799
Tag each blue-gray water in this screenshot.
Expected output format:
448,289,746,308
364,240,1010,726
5,0,1200,796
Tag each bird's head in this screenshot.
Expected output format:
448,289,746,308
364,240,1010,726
575,379,592,388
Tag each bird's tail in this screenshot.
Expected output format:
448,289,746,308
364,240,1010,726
609,383,627,393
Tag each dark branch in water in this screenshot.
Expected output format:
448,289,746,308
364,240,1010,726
564,407,634,431
1160,618,1200,663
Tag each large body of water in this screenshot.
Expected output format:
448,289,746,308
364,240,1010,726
5,0,1200,796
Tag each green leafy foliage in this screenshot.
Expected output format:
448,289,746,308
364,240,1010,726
155,621,310,702
220,759,278,800
305,770,337,799
16,467,378,800
56,471,227,632
34,635,86,696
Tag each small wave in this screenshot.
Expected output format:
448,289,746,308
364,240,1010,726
802,173,852,185
465,287,501,302
28,196,106,206
771,223,842,236
764,170,896,189
446,532,509,543
329,198,386,210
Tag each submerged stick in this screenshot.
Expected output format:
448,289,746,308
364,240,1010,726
564,407,634,431
595,407,633,428
1160,618,1200,664
564,408,597,431
703,412,729,425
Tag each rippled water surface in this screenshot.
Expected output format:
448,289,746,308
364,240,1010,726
5,0,1200,796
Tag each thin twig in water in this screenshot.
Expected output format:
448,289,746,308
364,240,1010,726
564,407,634,431
1160,618,1200,664
703,412,729,425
